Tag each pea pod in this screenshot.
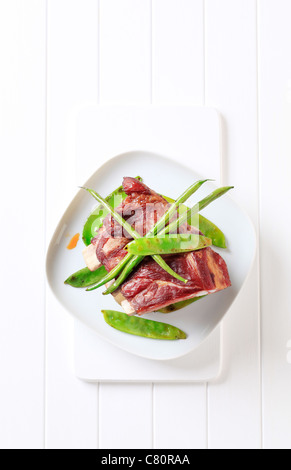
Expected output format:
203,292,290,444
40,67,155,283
163,195,227,248
64,266,107,288
126,234,212,256
82,176,142,246
191,214,227,249
102,310,187,340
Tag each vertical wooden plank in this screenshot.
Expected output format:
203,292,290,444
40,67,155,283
98,0,153,449
99,0,151,104
153,384,206,449
258,0,291,449
0,0,46,449
46,0,99,449
205,0,261,449
99,384,153,449
152,0,207,450
152,0,204,105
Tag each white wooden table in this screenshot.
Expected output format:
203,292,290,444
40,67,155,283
1,0,291,449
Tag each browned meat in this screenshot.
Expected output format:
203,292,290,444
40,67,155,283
89,177,231,314
119,248,231,315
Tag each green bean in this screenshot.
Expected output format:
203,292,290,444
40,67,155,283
191,214,227,248
163,195,227,248
151,255,188,283
102,255,143,295
64,266,108,288
82,188,188,284
162,186,234,236
102,310,187,340
126,234,212,256
135,180,210,281
82,176,142,246
86,253,132,292
150,179,210,236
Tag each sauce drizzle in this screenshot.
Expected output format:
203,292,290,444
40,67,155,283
67,233,80,250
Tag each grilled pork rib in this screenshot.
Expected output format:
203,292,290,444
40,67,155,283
85,177,231,315
119,248,230,315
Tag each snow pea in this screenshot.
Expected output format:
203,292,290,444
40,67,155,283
64,265,107,288
150,179,210,236
126,234,212,256
102,310,187,340
192,214,227,249
163,195,227,248
82,176,142,246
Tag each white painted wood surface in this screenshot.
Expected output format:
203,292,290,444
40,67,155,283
46,0,99,449
258,0,291,450
1,0,291,449
205,0,261,449
0,0,46,449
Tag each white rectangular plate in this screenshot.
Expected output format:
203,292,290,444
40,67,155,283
73,105,223,381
